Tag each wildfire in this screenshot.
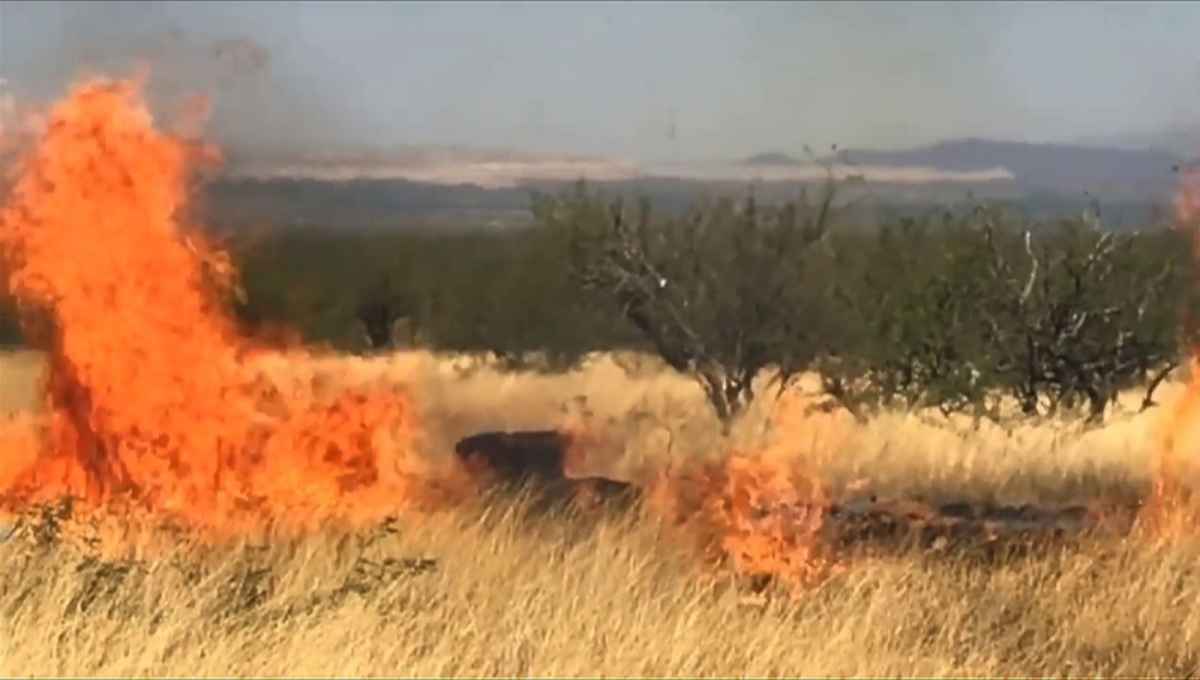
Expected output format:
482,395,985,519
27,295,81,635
1150,169,1200,529
0,74,842,595
0,76,462,538
644,391,851,592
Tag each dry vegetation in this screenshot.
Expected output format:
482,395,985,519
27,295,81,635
4,73,1196,678
0,348,1197,676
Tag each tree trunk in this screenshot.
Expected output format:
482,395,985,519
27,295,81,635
1141,361,1178,412
357,302,395,350
1085,389,1108,425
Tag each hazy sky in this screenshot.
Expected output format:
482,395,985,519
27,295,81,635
3,1,1200,163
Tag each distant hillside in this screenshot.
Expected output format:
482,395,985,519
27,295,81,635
196,173,1166,236
831,138,1183,198
196,139,1186,234
744,152,804,166
197,178,534,232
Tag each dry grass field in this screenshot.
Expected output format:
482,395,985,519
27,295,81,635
5,70,1199,678
0,348,1197,676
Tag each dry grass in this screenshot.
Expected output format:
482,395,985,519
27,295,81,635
0,348,1197,676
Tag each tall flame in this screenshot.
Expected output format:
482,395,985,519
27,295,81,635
0,75,841,596
1149,169,1200,528
0,77,456,537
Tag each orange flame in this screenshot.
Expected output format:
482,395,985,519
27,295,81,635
0,74,839,594
0,76,462,538
645,392,848,592
1149,168,1200,530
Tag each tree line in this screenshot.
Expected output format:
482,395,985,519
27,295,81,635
529,181,1197,425
1,180,1195,427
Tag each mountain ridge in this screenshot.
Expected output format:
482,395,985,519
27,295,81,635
745,138,1187,197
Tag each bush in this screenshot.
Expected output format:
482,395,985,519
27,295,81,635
533,180,841,423
824,205,1195,423
224,195,1197,428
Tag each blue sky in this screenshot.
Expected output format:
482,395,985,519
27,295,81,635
2,1,1200,162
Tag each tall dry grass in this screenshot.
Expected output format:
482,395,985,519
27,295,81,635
0,348,1196,676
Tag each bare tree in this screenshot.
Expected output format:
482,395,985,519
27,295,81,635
822,207,1191,425
355,273,415,352
534,177,840,424
974,212,1184,423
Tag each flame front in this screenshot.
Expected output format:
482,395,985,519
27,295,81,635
645,392,850,592
1149,168,1200,527
0,77,452,536
0,75,840,591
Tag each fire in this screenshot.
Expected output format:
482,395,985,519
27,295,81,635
1150,168,1200,529
0,76,459,538
644,391,849,592
0,73,840,595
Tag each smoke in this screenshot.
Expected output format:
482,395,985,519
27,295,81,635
211,38,271,82
118,30,274,148
0,78,43,186
0,1,298,163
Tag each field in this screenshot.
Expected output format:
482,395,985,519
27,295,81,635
1,76,1198,677
2,348,1199,676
